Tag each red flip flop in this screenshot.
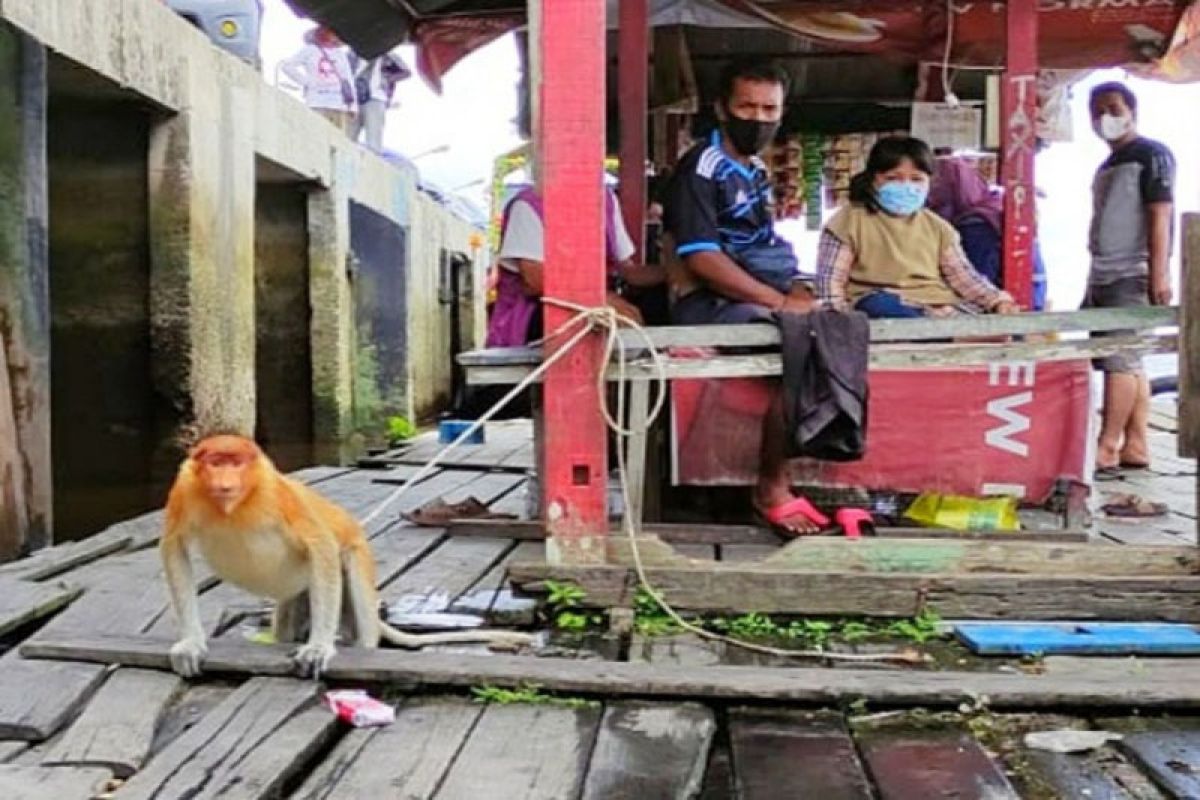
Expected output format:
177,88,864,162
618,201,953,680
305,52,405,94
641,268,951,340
756,496,831,537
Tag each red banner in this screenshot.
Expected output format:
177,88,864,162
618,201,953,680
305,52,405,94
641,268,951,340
672,358,1092,501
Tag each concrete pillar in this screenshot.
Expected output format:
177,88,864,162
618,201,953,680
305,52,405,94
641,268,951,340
308,178,355,464
148,56,256,468
0,23,50,553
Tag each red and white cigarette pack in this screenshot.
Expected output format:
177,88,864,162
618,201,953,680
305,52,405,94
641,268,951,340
324,690,395,728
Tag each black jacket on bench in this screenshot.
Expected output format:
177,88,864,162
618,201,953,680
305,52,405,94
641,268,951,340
779,309,870,462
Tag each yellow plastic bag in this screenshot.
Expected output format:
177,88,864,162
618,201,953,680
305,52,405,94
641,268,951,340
903,492,1020,532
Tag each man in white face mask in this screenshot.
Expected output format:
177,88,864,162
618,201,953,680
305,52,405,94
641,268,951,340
1084,82,1176,475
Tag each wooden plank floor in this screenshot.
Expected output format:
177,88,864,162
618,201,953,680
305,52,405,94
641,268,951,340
1094,401,1197,546
0,414,1195,798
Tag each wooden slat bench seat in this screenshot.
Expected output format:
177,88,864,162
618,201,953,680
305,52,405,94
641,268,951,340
457,307,1179,529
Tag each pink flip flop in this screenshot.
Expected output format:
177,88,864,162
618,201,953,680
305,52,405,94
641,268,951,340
756,496,831,537
835,508,875,539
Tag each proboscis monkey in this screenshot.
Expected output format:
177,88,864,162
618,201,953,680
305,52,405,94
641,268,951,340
161,435,534,677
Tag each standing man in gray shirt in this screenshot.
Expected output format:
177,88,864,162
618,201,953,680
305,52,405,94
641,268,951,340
1084,82,1175,475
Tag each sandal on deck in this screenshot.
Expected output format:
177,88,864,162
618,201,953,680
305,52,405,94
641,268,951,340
835,508,875,539
755,496,832,538
403,496,516,527
1094,465,1125,482
1119,460,1151,471
1100,493,1168,518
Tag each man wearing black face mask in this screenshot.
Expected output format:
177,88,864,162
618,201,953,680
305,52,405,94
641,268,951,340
665,58,825,538
666,58,811,317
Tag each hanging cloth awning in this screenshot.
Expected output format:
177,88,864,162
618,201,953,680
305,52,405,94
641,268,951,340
285,0,1194,92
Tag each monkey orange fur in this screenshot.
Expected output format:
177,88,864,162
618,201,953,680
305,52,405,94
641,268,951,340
160,434,533,678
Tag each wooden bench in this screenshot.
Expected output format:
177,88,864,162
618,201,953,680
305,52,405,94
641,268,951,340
459,307,1179,526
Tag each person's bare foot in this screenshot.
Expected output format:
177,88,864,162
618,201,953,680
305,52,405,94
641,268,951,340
1096,439,1121,471
1119,438,1150,469
754,485,822,537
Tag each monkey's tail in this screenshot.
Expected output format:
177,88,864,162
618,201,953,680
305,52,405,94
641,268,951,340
378,622,535,651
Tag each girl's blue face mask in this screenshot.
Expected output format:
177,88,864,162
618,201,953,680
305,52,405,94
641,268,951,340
876,180,929,216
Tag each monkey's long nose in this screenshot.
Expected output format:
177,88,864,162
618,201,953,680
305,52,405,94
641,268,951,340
209,484,241,511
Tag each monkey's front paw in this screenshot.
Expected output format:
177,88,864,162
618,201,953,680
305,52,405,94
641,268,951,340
292,641,337,679
169,638,208,678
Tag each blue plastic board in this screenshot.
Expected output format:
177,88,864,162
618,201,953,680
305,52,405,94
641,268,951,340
955,622,1200,656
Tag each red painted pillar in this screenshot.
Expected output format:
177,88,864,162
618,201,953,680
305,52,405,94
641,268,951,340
539,0,609,563
1001,0,1038,308
618,0,649,260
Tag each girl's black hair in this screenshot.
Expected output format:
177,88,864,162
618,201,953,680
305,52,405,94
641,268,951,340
848,136,936,213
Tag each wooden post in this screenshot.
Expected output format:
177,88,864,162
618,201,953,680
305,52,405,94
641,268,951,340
0,331,30,561
539,0,609,564
0,26,50,554
617,0,649,260
1000,0,1038,309
1180,213,1200,545
625,378,650,529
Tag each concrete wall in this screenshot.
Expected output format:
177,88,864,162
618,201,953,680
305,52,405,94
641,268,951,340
0,0,485,546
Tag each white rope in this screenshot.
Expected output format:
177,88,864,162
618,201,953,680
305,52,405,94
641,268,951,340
941,0,960,107
362,298,923,665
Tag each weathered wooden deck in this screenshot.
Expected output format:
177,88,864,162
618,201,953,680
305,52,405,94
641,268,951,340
0,411,1197,798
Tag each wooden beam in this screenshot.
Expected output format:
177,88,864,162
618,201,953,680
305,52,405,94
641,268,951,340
465,332,1176,386
447,520,777,544
1180,212,1200,460
1183,213,1200,547
0,28,51,552
604,536,1198,576
444,519,1087,544
22,635,1200,709
539,0,609,562
507,563,1200,621
0,332,28,561
456,308,1177,357
617,0,648,261
1000,0,1038,307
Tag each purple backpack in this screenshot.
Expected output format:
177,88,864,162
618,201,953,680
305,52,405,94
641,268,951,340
486,188,622,347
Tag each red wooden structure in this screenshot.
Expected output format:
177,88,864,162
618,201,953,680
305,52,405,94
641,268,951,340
538,0,1048,558
617,0,649,261
1000,0,1038,309
539,0,611,562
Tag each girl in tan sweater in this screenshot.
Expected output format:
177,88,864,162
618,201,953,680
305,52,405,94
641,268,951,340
816,136,1018,318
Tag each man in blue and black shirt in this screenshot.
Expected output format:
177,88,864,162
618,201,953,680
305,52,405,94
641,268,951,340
665,59,814,327
664,58,823,537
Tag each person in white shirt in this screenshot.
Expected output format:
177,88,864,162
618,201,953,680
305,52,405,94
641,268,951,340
280,27,357,135
350,54,411,151
487,186,664,347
